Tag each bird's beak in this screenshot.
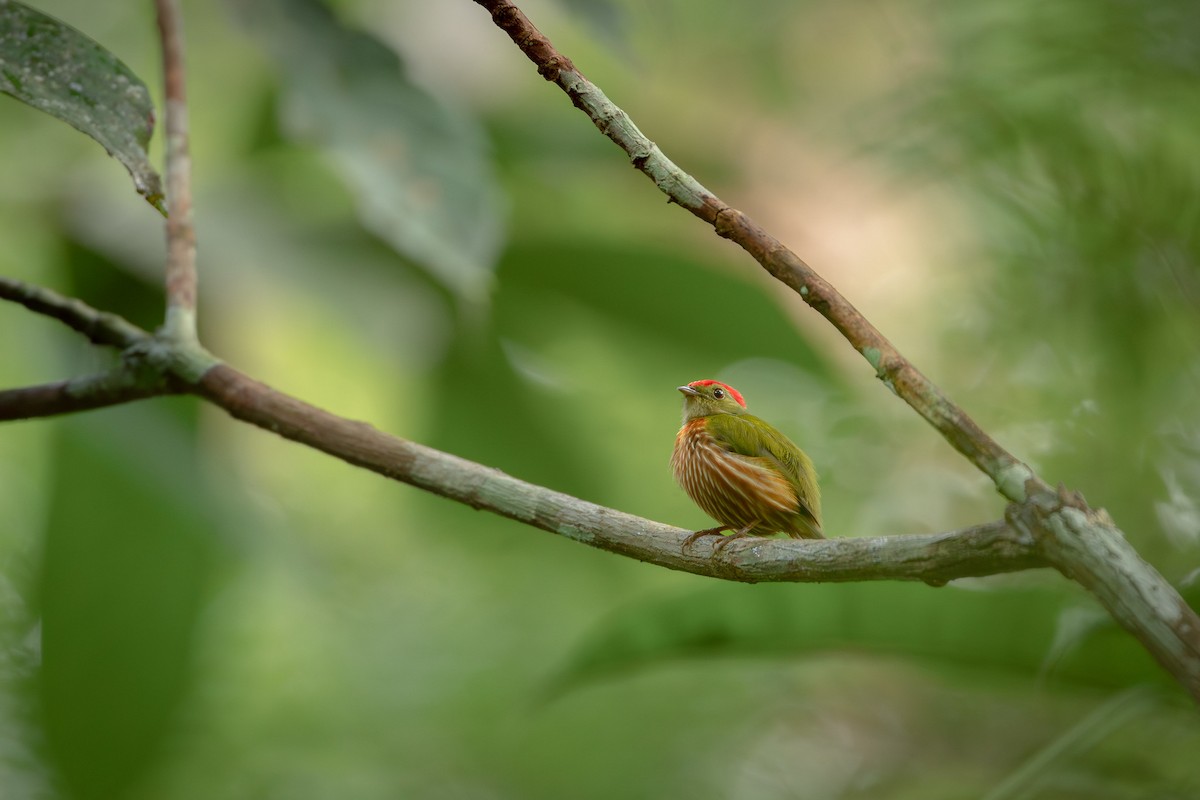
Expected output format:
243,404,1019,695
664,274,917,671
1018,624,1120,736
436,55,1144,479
677,385,700,397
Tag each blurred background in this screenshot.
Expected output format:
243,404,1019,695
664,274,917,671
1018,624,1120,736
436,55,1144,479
2,0,1199,797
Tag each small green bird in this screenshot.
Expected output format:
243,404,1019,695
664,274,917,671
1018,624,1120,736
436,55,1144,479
671,380,823,549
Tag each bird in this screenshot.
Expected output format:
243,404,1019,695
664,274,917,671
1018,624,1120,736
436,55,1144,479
670,379,823,550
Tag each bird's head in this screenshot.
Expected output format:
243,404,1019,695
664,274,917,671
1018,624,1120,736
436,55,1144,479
677,380,747,421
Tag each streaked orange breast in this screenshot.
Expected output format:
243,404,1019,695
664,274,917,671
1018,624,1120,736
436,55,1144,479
671,418,800,534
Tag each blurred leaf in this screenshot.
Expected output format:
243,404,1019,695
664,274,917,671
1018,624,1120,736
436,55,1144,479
983,687,1160,800
497,241,831,377
880,0,1200,562
36,406,220,800
426,326,593,500
0,0,163,212
233,0,505,303
556,0,628,54
550,582,1179,698
62,237,166,335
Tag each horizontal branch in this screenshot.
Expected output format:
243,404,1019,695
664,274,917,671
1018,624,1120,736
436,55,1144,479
0,279,1043,582
2,281,1194,697
0,277,149,349
0,370,178,421
194,363,1044,584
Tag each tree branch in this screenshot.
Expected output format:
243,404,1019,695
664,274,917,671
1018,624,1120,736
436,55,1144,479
0,370,179,421
2,0,1196,704
0,279,202,419
469,0,1200,702
473,0,1038,501
2,277,1195,697
1015,493,1200,706
155,0,198,342
0,276,149,349
193,363,1043,584
0,278,1041,583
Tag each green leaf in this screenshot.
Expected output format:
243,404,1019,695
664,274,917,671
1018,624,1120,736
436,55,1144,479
0,0,164,213
426,326,596,502
549,582,1178,698
236,0,506,303
36,407,220,800
496,240,831,377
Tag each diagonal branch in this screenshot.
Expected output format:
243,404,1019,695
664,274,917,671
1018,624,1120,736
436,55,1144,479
469,0,1200,703
0,277,1042,583
473,0,1038,503
155,0,198,342
0,276,149,349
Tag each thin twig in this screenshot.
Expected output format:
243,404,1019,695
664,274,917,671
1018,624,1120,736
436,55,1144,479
155,0,198,341
0,277,149,349
0,370,179,421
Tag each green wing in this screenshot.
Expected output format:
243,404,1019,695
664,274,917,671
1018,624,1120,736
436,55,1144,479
706,413,822,526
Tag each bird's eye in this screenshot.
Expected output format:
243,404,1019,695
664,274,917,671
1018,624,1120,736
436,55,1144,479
713,388,725,399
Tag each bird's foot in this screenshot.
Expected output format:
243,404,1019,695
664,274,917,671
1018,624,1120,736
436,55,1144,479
711,524,759,553
681,526,729,550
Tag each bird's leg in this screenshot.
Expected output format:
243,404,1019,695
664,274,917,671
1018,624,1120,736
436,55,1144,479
711,522,759,553
682,525,730,550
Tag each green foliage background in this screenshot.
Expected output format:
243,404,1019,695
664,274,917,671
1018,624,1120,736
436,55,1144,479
1,0,1199,798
